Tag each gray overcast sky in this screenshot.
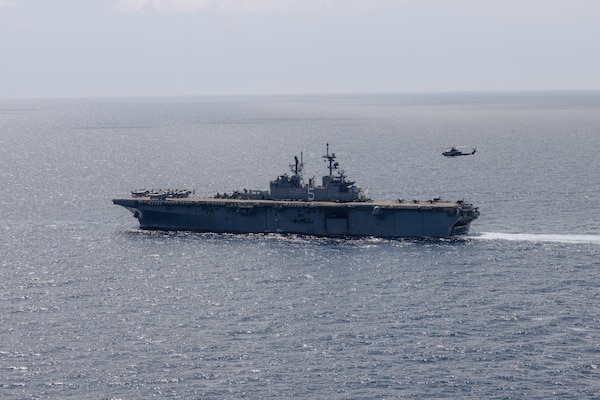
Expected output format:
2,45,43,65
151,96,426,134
1,0,599,98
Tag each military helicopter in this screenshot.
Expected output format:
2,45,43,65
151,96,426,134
442,146,477,157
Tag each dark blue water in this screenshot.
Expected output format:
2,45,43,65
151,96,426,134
1,93,599,399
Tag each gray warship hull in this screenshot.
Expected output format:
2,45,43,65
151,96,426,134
114,145,479,238
112,197,479,238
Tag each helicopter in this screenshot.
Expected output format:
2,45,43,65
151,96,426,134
442,146,477,157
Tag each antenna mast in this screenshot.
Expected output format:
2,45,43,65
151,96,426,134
323,143,337,178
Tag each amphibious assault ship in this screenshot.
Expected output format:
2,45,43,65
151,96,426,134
113,145,479,238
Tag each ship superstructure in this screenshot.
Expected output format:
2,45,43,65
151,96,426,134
220,144,368,203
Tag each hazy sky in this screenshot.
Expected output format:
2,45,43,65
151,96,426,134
2,0,599,98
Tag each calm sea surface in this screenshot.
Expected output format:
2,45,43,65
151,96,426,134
1,92,599,399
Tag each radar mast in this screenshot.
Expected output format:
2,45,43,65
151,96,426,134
323,143,339,178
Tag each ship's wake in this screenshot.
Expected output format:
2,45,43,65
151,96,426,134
474,232,600,245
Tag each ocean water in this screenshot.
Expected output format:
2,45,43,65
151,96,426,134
1,92,599,399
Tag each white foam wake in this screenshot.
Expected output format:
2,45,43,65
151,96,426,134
475,232,600,245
